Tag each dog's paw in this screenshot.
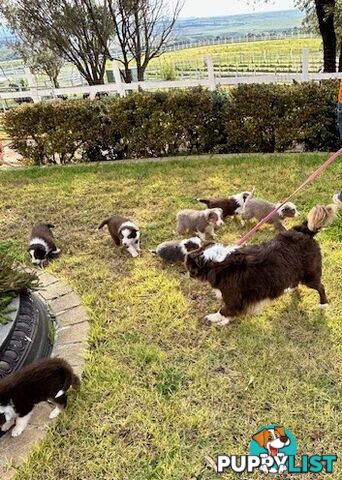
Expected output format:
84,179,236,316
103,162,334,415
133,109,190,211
319,303,329,310
11,426,24,437
204,312,231,326
1,419,15,432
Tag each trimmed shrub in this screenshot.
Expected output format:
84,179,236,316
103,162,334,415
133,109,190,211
3,82,340,164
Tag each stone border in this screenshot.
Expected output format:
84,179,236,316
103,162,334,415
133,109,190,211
0,271,89,480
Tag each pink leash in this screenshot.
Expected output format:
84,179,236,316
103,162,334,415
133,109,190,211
235,148,342,246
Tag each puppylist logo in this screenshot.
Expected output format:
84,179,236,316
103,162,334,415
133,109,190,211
217,424,337,475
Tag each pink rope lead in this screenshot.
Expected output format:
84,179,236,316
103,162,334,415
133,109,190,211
235,148,342,246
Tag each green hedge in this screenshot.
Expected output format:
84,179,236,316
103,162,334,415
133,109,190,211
3,82,340,164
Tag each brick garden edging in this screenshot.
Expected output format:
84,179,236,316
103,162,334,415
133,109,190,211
0,271,89,480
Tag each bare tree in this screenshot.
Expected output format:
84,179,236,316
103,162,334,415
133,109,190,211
85,0,184,82
0,0,114,85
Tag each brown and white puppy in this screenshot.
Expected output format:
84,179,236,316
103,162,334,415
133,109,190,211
242,194,298,231
153,237,202,264
0,358,79,437
198,191,251,218
176,208,224,240
185,205,336,326
28,223,60,266
98,215,141,258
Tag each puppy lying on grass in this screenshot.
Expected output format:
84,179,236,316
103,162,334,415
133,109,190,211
153,237,202,264
186,204,337,326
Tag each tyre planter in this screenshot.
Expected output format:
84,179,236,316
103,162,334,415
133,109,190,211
0,292,54,378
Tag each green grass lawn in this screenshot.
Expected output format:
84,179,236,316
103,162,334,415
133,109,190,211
0,153,341,479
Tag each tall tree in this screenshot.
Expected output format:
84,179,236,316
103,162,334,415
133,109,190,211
0,0,114,85
85,0,184,82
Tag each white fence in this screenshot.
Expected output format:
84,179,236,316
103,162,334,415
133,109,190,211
0,50,342,104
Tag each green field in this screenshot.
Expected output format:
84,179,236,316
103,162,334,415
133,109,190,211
0,153,341,479
147,37,323,80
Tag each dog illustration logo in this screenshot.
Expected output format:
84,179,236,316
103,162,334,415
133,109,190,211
250,424,297,474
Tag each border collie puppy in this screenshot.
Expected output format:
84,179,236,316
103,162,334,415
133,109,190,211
176,208,224,240
242,194,298,231
0,358,80,437
185,205,336,326
153,237,202,264
197,191,251,218
28,223,60,266
98,215,141,258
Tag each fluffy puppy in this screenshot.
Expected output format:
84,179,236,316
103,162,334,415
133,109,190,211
28,223,60,266
98,215,141,258
185,205,336,326
197,192,251,218
242,194,298,231
0,358,79,437
153,237,202,264
176,208,224,240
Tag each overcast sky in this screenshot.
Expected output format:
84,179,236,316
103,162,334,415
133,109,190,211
180,0,295,18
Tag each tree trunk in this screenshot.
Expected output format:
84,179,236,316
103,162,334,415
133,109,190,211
52,76,60,88
137,65,145,81
122,64,132,83
315,0,337,72
338,41,342,72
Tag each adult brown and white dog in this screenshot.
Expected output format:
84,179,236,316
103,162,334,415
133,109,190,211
176,208,224,240
197,192,251,218
185,205,337,326
241,193,298,231
98,215,141,258
0,358,79,437
28,223,60,266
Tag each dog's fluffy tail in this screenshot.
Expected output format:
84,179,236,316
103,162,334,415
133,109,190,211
307,204,338,233
98,218,109,230
293,204,338,236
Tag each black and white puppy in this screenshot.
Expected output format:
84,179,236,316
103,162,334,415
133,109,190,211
0,358,80,437
197,191,251,218
153,237,202,264
98,215,141,258
28,223,60,266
